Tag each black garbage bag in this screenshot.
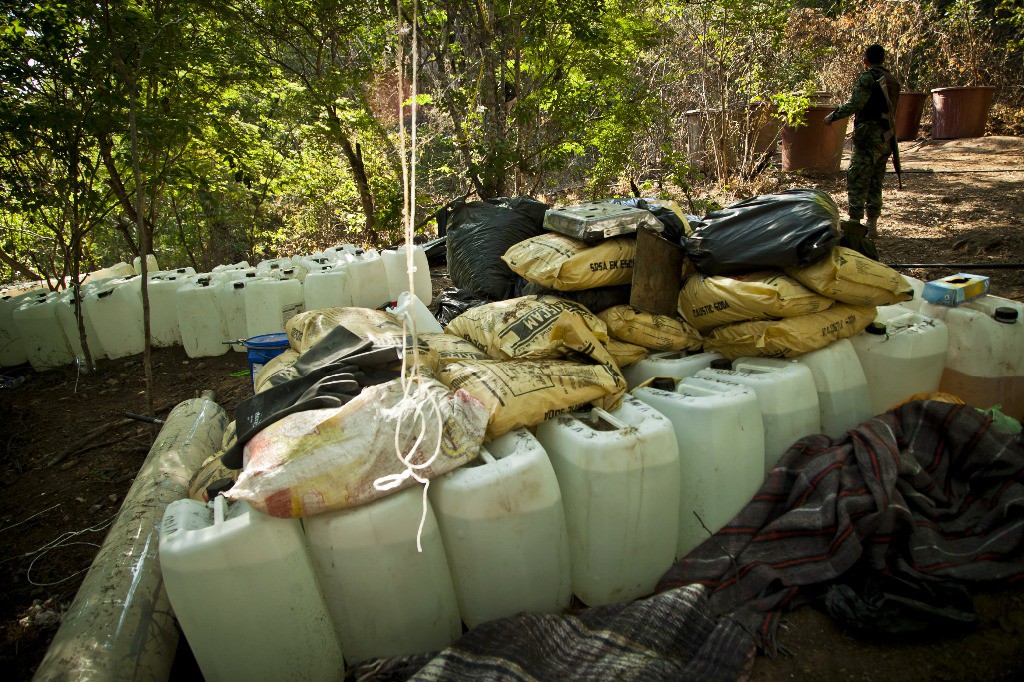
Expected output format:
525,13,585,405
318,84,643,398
514,277,632,314
685,188,840,276
605,198,688,244
823,573,976,636
434,287,490,328
446,196,549,300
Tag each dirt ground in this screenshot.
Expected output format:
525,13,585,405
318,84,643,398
1,137,1022,681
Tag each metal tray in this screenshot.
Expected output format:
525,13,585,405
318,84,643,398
543,202,663,242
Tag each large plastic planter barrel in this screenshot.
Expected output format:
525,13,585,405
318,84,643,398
895,91,927,140
781,105,848,173
931,86,995,139
683,103,781,173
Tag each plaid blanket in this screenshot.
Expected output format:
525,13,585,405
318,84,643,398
354,400,1024,680
658,399,1024,654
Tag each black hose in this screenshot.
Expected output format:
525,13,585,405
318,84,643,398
123,411,165,425
886,263,1024,270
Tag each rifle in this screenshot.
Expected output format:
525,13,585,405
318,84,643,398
873,69,903,189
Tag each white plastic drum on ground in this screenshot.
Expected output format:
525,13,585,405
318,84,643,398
793,338,874,437
633,376,765,559
303,486,462,664
244,277,304,338
535,394,681,606
1,290,47,367
303,264,353,312
921,295,1023,418
621,350,724,389
382,245,433,305
429,428,572,628
343,250,390,309
13,291,74,371
696,359,820,473
851,311,949,414
177,277,228,358
160,497,345,682
83,277,145,360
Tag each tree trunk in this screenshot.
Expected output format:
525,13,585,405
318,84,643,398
337,132,377,238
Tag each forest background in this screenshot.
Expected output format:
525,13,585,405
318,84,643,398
2,0,1023,289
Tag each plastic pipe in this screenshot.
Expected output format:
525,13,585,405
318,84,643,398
33,396,227,682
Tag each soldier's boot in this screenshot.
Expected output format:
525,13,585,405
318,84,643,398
866,215,878,239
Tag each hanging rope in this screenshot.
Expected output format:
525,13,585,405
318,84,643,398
373,0,441,553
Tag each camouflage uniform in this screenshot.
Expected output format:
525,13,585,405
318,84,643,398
825,66,901,226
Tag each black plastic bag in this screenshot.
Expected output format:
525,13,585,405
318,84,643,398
605,198,688,244
434,287,490,327
514,277,632,314
685,189,840,276
445,196,549,300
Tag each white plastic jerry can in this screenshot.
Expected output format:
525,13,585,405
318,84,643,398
632,376,765,559
159,497,345,682
83,276,146,360
429,428,572,628
243,277,304,338
146,273,189,347
216,279,257,352
303,486,462,664
0,289,47,367
303,264,354,312
55,282,109,363
850,311,949,414
13,291,74,370
343,250,390,309
535,394,681,606
696,359,820,473
176,277,229,358
621,350,724,389
921,295,1024,418
382,245,433,305
793,338,874,437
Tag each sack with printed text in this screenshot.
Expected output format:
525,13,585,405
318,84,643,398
502,233,636,291
786,246,914,306
445,295,608,360
702,304,877,360
679,271,834,333
598,305,702,351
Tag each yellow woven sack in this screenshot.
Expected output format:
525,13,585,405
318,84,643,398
604,339,648,367
786,246,914,306
445,295,608,360
598,305,702,351
679,271,834,333
253,349,301,393
286,307,405,352
703,304,877,360
438,311,626,439
502,233,636,290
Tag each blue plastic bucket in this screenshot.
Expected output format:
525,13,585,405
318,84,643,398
244,333,290,392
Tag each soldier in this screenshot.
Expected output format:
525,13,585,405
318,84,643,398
825,43,901,239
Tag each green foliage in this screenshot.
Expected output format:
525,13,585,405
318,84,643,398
2,0,1024,287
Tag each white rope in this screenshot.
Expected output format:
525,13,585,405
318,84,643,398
6,513,118,586
372,0,440,553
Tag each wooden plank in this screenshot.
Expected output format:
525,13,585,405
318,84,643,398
630,228,686,315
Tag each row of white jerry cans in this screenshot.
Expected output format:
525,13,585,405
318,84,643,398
626,293,1023,423
156,295,1023,680
0,244,432,370
160,394,725,680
